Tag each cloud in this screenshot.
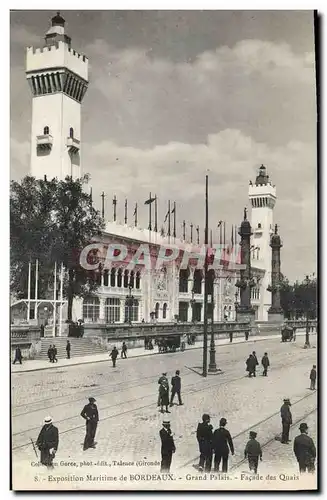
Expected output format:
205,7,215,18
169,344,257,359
10,26,40,47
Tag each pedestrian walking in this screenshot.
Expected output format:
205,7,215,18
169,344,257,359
159,381,170,413
66,340,71,359
158,372,168,406
80,397,99,451
36,416,59,468
261,352,270,376
245,330,249,341
109,346,119,367
212,417,234,472
246,354,257,377
159,419,175,473
252,351,259,367
196,414,213,472
48,345,54,363
244,431,262,473
293,423,316,473
53,345,58,363
13,346,22,365
121,342,127,359
280,398,292,444
229,331,233,343
170,370,183,406
309,365,317,390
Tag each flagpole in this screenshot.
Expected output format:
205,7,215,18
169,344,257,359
27,261,31,322
134,203,138,227
154,195,158,232
35,259,39,320
183,220,186,240
210,229,213,247
203,175,209,377
101,192,105,219
90,187,93,204
173,202,176,239
113,195,117,222
53,262,57,337
124,199,128,224
149,192,152,231
168,200,171,237
190,223,193,243
219,224,222,245
196,225,199,245
59,263,64,337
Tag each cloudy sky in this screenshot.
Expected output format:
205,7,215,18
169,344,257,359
10,10,317,282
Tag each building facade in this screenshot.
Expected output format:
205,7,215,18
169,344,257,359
23,13,276,329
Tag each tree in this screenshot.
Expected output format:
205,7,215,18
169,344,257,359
279,273,317,320
10,175,105,321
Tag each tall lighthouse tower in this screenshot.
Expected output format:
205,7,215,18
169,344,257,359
249,165,276,321
26,12,89,180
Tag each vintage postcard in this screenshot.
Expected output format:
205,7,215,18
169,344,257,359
10,10,318,491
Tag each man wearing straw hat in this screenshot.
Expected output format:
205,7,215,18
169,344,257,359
36,416,59,468
159,419,176,473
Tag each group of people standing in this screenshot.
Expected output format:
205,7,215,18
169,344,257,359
157,371,183,413
47,345,58,363
245,350,270,377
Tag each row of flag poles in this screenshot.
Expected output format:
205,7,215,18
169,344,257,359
91,189,239,246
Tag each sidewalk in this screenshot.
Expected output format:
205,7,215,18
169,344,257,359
11,331,312,374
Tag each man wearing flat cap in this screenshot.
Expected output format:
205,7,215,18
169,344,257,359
293,423,316,473
244,431,262,474
81,397,99,451
280,398,292,444
36,416,59,468
159,420,175,473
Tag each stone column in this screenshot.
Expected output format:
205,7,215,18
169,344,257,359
236,209,255,325
187,303,193,322
200,303,204,322
120,299,125,324
213,281,219,322
201,279,205,295
268,224,284,323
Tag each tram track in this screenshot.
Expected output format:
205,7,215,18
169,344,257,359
12,351,316,453
178,390,317,470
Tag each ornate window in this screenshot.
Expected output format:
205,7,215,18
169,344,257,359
179,268,189,293
155,302,160,319
136,271,141,289
125,299,139,322
43,126,49,135
163,303,167,319
69,127,74,138
117,269,122,287
129,271,135,289
110,268,116,287
82,297,100,323
193,269,202,294
103,269,109,287
105,298,120,323
123,270,129,288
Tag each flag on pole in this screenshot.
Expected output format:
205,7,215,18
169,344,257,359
144,197,156,205
164,210,170,223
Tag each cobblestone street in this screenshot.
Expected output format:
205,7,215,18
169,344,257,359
12,336,318,490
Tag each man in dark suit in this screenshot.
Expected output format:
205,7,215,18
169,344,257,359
81,397,99,451
66,340,71,359
196,413,213,472
280,398,292,444
170,370,183,406
213,417,234,472
293,423,316,473
159,420,175,472
13,346,22,364
36,416,59,468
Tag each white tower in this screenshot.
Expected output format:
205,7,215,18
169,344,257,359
26,12,89,180
249,165,276,321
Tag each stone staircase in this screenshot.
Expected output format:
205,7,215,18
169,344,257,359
34,337,108,360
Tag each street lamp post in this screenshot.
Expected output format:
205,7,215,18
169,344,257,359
126,284,134,325
190,288,196,323
234,291,239,321
304,274,314,348
208,285,218,373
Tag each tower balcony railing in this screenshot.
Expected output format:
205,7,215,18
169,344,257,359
36,134,53,150
66,136,80,153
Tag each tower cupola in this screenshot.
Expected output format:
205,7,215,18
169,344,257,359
45,12,71,47
255,164,269,186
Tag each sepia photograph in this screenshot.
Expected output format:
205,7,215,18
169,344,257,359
10,9,318,491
